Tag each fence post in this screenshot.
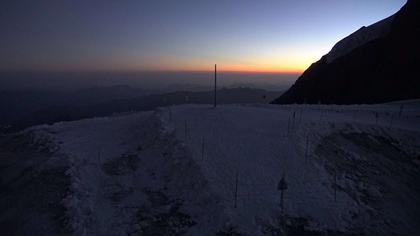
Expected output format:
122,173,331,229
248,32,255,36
201,136,205,159
234,172,238,208
184,120,188,141
305,134,310,163
334,170,337,202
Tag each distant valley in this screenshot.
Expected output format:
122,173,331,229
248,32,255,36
0,86,282,132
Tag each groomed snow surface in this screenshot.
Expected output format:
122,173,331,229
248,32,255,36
1,101,420,235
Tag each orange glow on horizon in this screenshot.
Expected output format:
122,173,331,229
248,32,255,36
212,65,304,74
117,60,308,74
14,67,304,75
100,53,312,74
125,67,304,75
13,54,311,74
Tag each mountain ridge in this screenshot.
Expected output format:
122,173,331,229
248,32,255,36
272,0,420,104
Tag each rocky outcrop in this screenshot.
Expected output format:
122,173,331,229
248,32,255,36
272,0,420,104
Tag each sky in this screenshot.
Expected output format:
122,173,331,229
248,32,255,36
0,0,407,74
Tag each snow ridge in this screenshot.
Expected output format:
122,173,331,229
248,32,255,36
326,15,394,63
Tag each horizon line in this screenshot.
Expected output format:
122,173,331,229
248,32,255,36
0,68,304,75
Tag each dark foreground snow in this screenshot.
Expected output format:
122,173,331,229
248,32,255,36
1,101,420,235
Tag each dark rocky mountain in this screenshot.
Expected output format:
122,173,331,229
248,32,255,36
272,0,420,104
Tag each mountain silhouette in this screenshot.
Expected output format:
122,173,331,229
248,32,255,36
272,0,420,104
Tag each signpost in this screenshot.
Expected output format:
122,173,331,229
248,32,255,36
277,173,288,215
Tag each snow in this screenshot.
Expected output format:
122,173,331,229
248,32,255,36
326,15,394,64
167,103,420,234
24,112,225,235
16,101,420,235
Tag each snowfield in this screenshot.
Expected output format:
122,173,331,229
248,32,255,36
1,101,420,235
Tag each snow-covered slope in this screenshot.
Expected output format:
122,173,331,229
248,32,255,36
1,101,420,235
166,103,420,235
326,15,394,63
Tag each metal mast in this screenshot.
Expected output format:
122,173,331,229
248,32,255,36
214,64,217,107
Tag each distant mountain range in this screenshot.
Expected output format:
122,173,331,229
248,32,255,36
272,0,420,104
0,86,281,132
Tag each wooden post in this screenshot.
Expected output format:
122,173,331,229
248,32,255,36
184,120,188,141
234,172,238,208
214,64,217,108
201,136,205,159
305,134,309,163
334,170,337,202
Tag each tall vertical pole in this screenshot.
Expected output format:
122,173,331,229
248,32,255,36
214,64,217,108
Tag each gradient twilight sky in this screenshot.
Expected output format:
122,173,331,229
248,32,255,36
0,0,406,73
